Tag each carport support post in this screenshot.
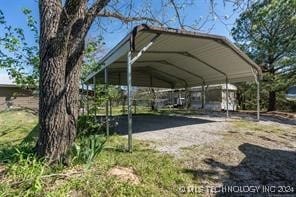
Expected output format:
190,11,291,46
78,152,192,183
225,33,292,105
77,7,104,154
201,82,205,109
226,78,229,118
93,76,96,117
86,84,89,116
126,33,160,152
105,68,109,136
127,51,132,152
256,75,260,121
110,100,112,116
81,81,85,116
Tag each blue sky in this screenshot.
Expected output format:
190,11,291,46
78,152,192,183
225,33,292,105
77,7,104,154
0,0,241,84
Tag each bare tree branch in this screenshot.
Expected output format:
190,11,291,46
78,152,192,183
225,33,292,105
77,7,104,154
67,0,111,52
76,0,112,37
169,0,184,29
97,9,164,26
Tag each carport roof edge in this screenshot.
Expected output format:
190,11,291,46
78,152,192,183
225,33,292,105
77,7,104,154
84,24,262,85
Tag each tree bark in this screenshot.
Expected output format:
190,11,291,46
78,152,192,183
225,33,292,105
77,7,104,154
36,20,84,163
35,0,109,163
268,91,276,111
36,57,81,163
267,63,276,112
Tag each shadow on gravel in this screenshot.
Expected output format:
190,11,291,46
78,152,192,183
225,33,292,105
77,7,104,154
183,143,296,196
113,115,215,134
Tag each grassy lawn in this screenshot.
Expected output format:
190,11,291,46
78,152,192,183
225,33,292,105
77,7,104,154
95,106,154,116
91,105,205,117
0,110,197,196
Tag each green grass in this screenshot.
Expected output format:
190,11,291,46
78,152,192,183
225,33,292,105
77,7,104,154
0,110,197,196
93,105,204,117
0,110,38,145
232,120,285,134
47,137,195,196
95,106,154,116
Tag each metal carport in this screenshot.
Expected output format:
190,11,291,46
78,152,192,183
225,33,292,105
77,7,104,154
84,24,262,151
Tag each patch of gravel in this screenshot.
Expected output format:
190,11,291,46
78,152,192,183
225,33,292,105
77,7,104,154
116,114,231,155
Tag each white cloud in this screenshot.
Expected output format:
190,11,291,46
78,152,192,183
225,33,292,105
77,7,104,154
0,70,14,84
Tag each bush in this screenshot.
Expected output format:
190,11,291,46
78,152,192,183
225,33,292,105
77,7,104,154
71,135,106,167
77,116,105,137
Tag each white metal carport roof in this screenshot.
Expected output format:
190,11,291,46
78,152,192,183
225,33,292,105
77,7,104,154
84,24,262,152
85,24,261,88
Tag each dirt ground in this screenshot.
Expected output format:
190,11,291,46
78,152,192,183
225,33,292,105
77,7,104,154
116,112,296,196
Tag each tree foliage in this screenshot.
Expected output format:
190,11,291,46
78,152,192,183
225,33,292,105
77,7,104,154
0,8,106,87
0,9,39,87
232,0,296,111
81,37,105,81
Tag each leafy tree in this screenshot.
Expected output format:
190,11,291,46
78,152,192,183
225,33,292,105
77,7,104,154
2,0,252,163
232,0,296,111
0,9,39,87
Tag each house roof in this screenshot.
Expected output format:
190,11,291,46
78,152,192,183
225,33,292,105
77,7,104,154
85,24,261,88
0,84,18,88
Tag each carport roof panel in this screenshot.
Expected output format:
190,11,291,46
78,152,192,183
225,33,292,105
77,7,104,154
85,24,261,88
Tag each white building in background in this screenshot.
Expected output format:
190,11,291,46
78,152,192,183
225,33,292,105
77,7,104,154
190,84,237,111
154,84,238,111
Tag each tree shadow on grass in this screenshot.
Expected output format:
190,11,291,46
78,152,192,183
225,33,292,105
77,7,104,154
20,124,39,145
0,108,38,116
0,124,39,164
0,126,21,137
183,143,296,196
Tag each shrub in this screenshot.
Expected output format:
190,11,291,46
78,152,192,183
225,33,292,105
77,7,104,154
77,116,105,137
71,135,106,167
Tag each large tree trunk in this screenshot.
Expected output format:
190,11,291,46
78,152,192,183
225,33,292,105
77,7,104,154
35,26,84,163
36,57,82,163
35,0,108,163
268,91,276,111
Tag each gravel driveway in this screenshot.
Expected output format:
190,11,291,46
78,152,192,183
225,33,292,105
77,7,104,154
114,112,295,155
115,114,231,155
